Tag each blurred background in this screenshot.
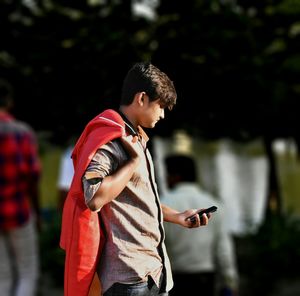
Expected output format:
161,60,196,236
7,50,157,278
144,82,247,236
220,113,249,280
1,0,300,295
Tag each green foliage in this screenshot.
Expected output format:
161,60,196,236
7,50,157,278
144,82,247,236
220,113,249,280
0,0,152,144
1,0,300,143
152,0,300,140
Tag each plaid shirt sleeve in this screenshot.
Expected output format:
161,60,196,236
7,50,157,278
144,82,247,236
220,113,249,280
0,121,41,230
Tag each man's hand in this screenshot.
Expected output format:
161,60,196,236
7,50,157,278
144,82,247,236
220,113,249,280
119,135,140,163
179,209,210,228
162,204,211,229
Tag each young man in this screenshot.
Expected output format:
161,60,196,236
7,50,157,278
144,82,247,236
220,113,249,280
162,154,239,296
60,62,210,296
0,78,41,296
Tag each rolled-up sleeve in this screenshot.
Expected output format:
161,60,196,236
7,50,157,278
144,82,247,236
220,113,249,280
82,141,121,205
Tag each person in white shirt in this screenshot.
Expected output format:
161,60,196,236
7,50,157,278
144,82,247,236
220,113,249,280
161,154,239,296
57,145,74,210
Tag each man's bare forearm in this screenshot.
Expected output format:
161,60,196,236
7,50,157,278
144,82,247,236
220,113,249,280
87,157,139,211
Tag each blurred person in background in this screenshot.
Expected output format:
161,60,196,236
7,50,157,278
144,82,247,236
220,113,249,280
0,78,41,296
161,154,239,296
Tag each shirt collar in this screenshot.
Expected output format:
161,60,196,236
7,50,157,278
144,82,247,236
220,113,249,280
137,126,149,143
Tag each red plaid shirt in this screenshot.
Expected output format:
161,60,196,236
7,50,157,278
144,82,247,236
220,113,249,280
0,111,41,230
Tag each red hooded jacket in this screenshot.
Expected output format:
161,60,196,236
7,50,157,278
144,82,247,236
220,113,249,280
60,109,125,296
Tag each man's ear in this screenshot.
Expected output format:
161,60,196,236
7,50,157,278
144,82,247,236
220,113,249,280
134,92,146,106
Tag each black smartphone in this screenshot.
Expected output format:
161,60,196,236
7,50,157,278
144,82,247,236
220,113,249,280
187,206,218,221
196,206,218,217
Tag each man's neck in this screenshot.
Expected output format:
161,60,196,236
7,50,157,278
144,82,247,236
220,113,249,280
118,106,138,129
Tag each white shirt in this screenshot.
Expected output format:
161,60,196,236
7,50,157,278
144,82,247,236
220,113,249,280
57,146,74,190
161,182,238,288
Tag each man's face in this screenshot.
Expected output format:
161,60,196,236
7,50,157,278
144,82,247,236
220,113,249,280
138,96,165,129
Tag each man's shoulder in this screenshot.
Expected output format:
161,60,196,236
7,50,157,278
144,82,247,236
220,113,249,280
1,118,35,136
15,120,38,139
85,109,125,134
97,109,124,124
